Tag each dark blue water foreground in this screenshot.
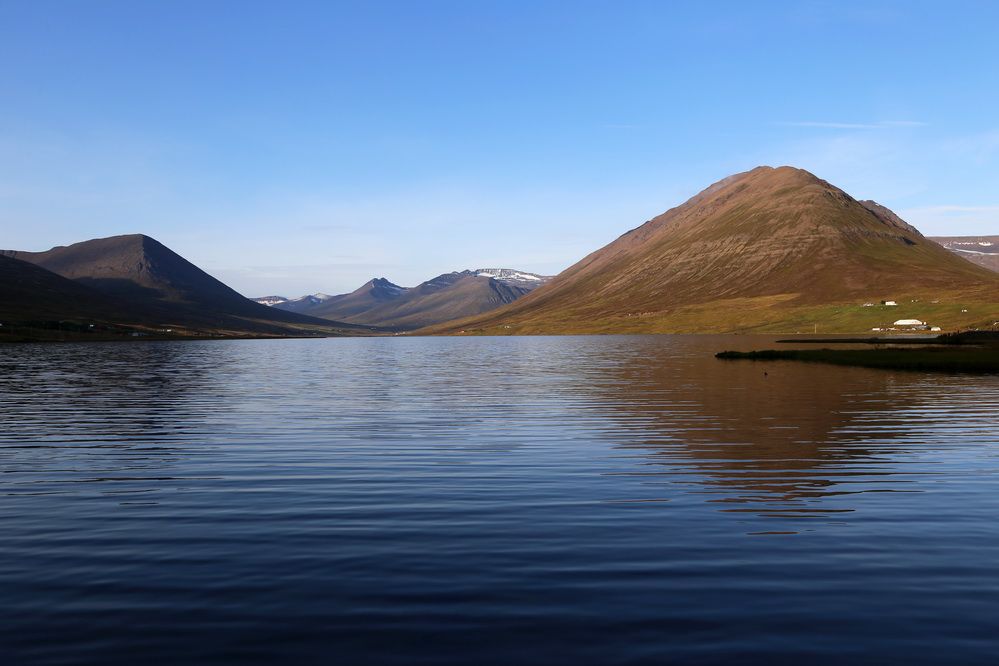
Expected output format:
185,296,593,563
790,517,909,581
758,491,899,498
2,335,999,664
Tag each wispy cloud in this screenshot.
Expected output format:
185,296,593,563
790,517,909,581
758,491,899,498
777,120,927,130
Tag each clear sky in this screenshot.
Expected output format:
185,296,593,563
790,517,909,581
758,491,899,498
2,1,998,296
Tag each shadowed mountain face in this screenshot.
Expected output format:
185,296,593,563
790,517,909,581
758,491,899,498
2,235,364,335
0,254,131,322
430,166,999,334
931,236,999,272
269,270,549,330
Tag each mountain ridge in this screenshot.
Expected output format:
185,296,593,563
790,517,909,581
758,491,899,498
263,269,551,330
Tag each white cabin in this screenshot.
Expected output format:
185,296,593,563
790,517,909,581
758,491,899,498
893,319,925,326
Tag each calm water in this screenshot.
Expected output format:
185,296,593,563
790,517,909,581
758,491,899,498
2,335,999,664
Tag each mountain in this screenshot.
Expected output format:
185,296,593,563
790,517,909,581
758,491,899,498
931,236,999,272
2,234,368,336
471,269,550,287
428,166,999,334
252,293,341,311
253,295,290,306
284,270,550,330
284,278,408,321
268,292,338,315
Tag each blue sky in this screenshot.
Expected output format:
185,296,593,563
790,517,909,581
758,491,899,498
2,1,998,296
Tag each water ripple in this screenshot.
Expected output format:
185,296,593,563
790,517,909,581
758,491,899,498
2,336,999,664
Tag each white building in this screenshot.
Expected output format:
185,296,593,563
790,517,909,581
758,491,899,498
882,300,898,306
893,319,925,327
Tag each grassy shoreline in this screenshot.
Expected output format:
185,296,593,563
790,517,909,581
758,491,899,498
0,320,367,343
716,347,999,373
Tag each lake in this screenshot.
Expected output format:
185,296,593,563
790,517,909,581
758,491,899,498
2,335,998,664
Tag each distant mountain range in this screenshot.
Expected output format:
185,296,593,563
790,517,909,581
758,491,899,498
931,236,999,272
255,269,551,330
1,235,373,338
428,166,999,334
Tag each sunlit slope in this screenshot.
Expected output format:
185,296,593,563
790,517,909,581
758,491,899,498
428,166,999,334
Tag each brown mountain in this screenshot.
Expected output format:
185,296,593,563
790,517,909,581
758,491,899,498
931,236,999,272
2,234,369,336
429,166,999,334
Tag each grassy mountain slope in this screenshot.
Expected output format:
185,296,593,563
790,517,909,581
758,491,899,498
428,167,999,334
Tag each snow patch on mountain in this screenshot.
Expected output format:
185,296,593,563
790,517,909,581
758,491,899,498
287,293,334,305
473,268,551,286
253,296,289,307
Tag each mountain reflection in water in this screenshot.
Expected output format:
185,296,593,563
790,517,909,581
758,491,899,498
591,340,973,519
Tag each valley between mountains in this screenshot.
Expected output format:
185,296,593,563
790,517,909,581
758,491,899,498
2,166,997,340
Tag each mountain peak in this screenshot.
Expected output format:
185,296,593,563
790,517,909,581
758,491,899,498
712,165,829,193
369,277,406,291
367,278,407,298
